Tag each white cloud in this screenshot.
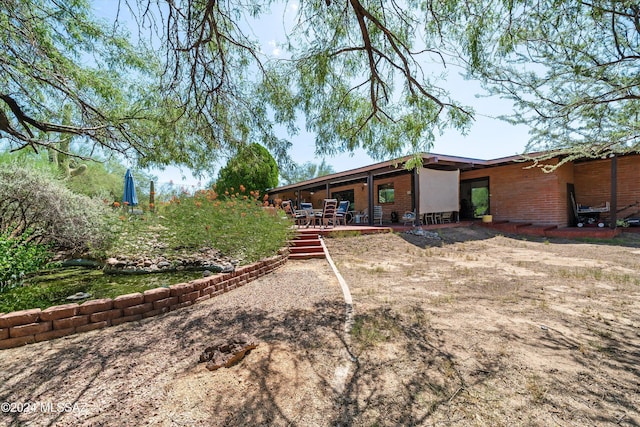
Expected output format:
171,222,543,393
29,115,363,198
268,39,281,56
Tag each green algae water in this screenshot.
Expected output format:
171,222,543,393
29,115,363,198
0,266,204,312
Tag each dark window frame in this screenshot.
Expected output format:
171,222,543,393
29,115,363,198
378,182,395,204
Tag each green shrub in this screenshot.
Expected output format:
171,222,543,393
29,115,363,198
0,164,117,255
0,229,52,291
159,188,293,264
216,144,279,193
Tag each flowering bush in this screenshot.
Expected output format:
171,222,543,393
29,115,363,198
159,186,293,263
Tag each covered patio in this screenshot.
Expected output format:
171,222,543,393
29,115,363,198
271,151,640,231
269,153,486,228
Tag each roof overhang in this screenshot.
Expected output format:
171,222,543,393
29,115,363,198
268,150,640,195
268,152,491,194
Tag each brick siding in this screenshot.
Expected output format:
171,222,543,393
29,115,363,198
270,154,640,228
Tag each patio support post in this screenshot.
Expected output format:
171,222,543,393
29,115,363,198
325,183,330,199
367,172,374,226
610,154,617,229
413,168,420,226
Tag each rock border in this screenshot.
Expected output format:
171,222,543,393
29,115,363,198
0,250,289,350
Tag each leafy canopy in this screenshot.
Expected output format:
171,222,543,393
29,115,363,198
279,159,336,186
1,1,157,159
0,0,476,172
0,0,232,175
2,0,637,174
216,144,279,193
456,1,640,168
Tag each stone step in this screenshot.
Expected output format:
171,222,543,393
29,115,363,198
290,245,324,254
292,232,320,240
288,252,326,260
289,238,321,247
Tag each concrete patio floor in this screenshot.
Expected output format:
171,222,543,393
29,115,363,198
293,219,637,239
293,220,474,237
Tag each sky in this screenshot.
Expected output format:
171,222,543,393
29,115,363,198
94,1,531,188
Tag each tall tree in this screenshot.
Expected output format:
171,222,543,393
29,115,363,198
0,0,227,175
1,1,152,159
216,143,279,193
280,159,336,185
4,0,636,174
2,0,476,171
456,1,640,169
258,1,475,164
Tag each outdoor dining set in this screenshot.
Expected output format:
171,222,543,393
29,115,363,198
282,199,348,228
283,199,457,228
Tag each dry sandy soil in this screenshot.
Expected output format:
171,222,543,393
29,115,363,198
1,226,639,426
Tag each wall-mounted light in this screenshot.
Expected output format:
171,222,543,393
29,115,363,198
310,191,315,195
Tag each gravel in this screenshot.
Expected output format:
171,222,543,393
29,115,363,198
0,258,347,427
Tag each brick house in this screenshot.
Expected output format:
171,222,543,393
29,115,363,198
268,152,640,228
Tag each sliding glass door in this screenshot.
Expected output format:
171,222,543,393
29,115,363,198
460,178,490,219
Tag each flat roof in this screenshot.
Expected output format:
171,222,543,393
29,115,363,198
268,149,640,194
268,152,522,193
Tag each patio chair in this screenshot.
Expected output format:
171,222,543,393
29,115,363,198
401,210,418,226
281,200,293,215
426,212,441,224
362,206,383,225
300,202,316,227
315,199,338,228
336,200,350,225
282,200,309,227
373,205,383,225
440,211,453,223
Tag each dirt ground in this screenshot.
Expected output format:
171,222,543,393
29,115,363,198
1,226,639,426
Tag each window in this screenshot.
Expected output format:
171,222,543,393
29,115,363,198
331,189,355,211
378,183,394,204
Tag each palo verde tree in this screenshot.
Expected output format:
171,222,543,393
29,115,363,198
216,143,279,194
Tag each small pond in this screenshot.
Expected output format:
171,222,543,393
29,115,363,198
0,265,205,312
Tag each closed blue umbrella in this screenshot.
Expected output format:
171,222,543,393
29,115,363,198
122,169,138,210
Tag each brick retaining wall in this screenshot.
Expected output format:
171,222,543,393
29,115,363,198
0,251,289,350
